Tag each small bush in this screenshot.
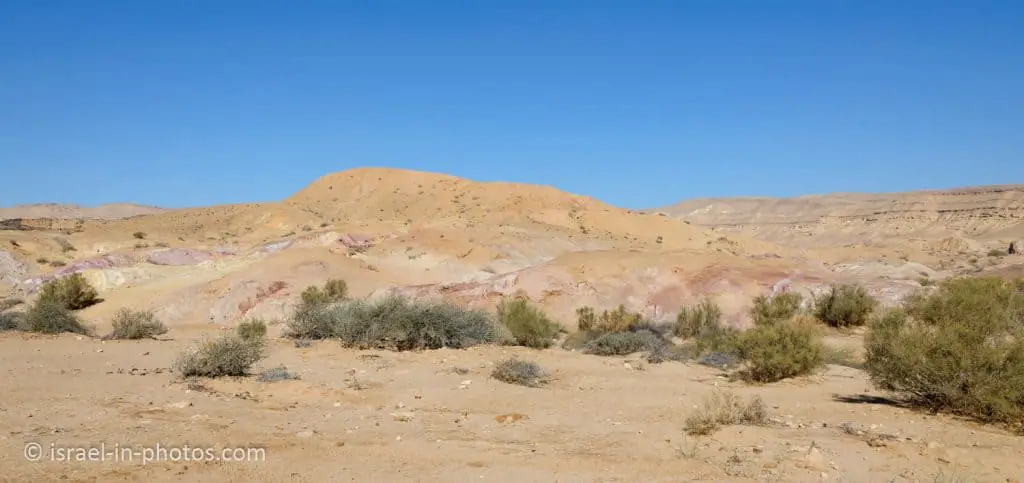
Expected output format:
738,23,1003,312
236,318,267,341
584,329,666,356
595,304,644,332
736,319,824,383
36,273,100,310
750,292,804,326
491,358,549,387
108,308,167,339
497,297,561,349
174,335,267,378
988,249,1007,257
22,299,92,335
258,365,299,382
286,294,503,351
576,306,597,331
694,320,742,356
133,231,147,240
813,284,877,328
300,279,348,306
0,311,23,331
676,298,723,339
684,390,768,436
865,276,1024,429
36,257,48,264
55,237,76,252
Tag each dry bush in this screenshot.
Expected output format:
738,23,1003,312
750,292,804,326
676,298,723,339
55,237,76,253
0,310,23,331
22,299,93,335
595,304,644,332
736,318,824,383
258,365,299,382
865,276,1024,429
684,390,768,436
300,279,348,306
108,308,167,340
174,335,267,378
285,294,502,351
583,329,667,356
491,358,549,387
36,273,100,310
132,231,147,239
497,297,561,349
236,318,267,341
988,249,1007,258
813,284,877,328
576,306,597,331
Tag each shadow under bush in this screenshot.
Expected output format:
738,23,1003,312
285,294,503,351
864,276,1024,430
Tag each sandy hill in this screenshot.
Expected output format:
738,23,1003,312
0,202,167,220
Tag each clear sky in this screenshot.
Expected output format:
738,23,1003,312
1,1,1021,210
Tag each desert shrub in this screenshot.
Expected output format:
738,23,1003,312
36,273,100,310
988,249,1007,257
236,318,267,341
576,306,597,331
0,298,23,312
133,231,147,240
0,311,23,331
595,304,644,332
750,292,804,326
694,320,742,355
286,294,502,351
491,358,549,387
21,299,92,335
55,237,76,252
584,329,666,356
676,298,723,338
813,284,877,328
174,335,267,378
258,365,299,382
497,297,561,349
108,308,167,340
864,276,1024,429
684,390,768,436
736,319,824,383
300,279,348,306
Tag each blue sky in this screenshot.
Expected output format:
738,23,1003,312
1,1,1021,209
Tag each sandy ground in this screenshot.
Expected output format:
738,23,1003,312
1,326,1021,483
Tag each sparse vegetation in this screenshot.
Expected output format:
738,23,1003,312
583,328,667,356
174,334,267,378
683,390,768,436
21,299,92,335
133,231,147,239
812,283,877,328
299,279,348,306
36,257,48,264
36,273,101,310
750,292,804,325
236,318,267,341
285,293,503,351
576,306,597,331
491,358,549,387
55,237,76,253
258,365,299,382
865,276,1024,430
49,260,66,267
108,308,167,340
735,317,824,383
497,297,561,349
988,248,1007,257
676,298,723,339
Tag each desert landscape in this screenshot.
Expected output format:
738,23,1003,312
1,167,1023,482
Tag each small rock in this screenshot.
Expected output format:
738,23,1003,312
333,402,341,407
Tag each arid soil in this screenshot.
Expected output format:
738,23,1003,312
2,168,1023,481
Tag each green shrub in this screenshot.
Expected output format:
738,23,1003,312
683,390,768,436
0,311,23,331
36,273,100,310
583,329,666,356
236,318,267,341
300,279,348,306
174,335,267,378
285,294,503,351
736,319,824,383
676,298,723,338
813,284,878,328
750,292,804,325
22,299,92,335
108,308,167,339
491,358,549,387
576,306,597,331
865,276,1024,429
497,297,560,349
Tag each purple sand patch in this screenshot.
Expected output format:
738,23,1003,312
147,248,214,266
338,233,374,248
